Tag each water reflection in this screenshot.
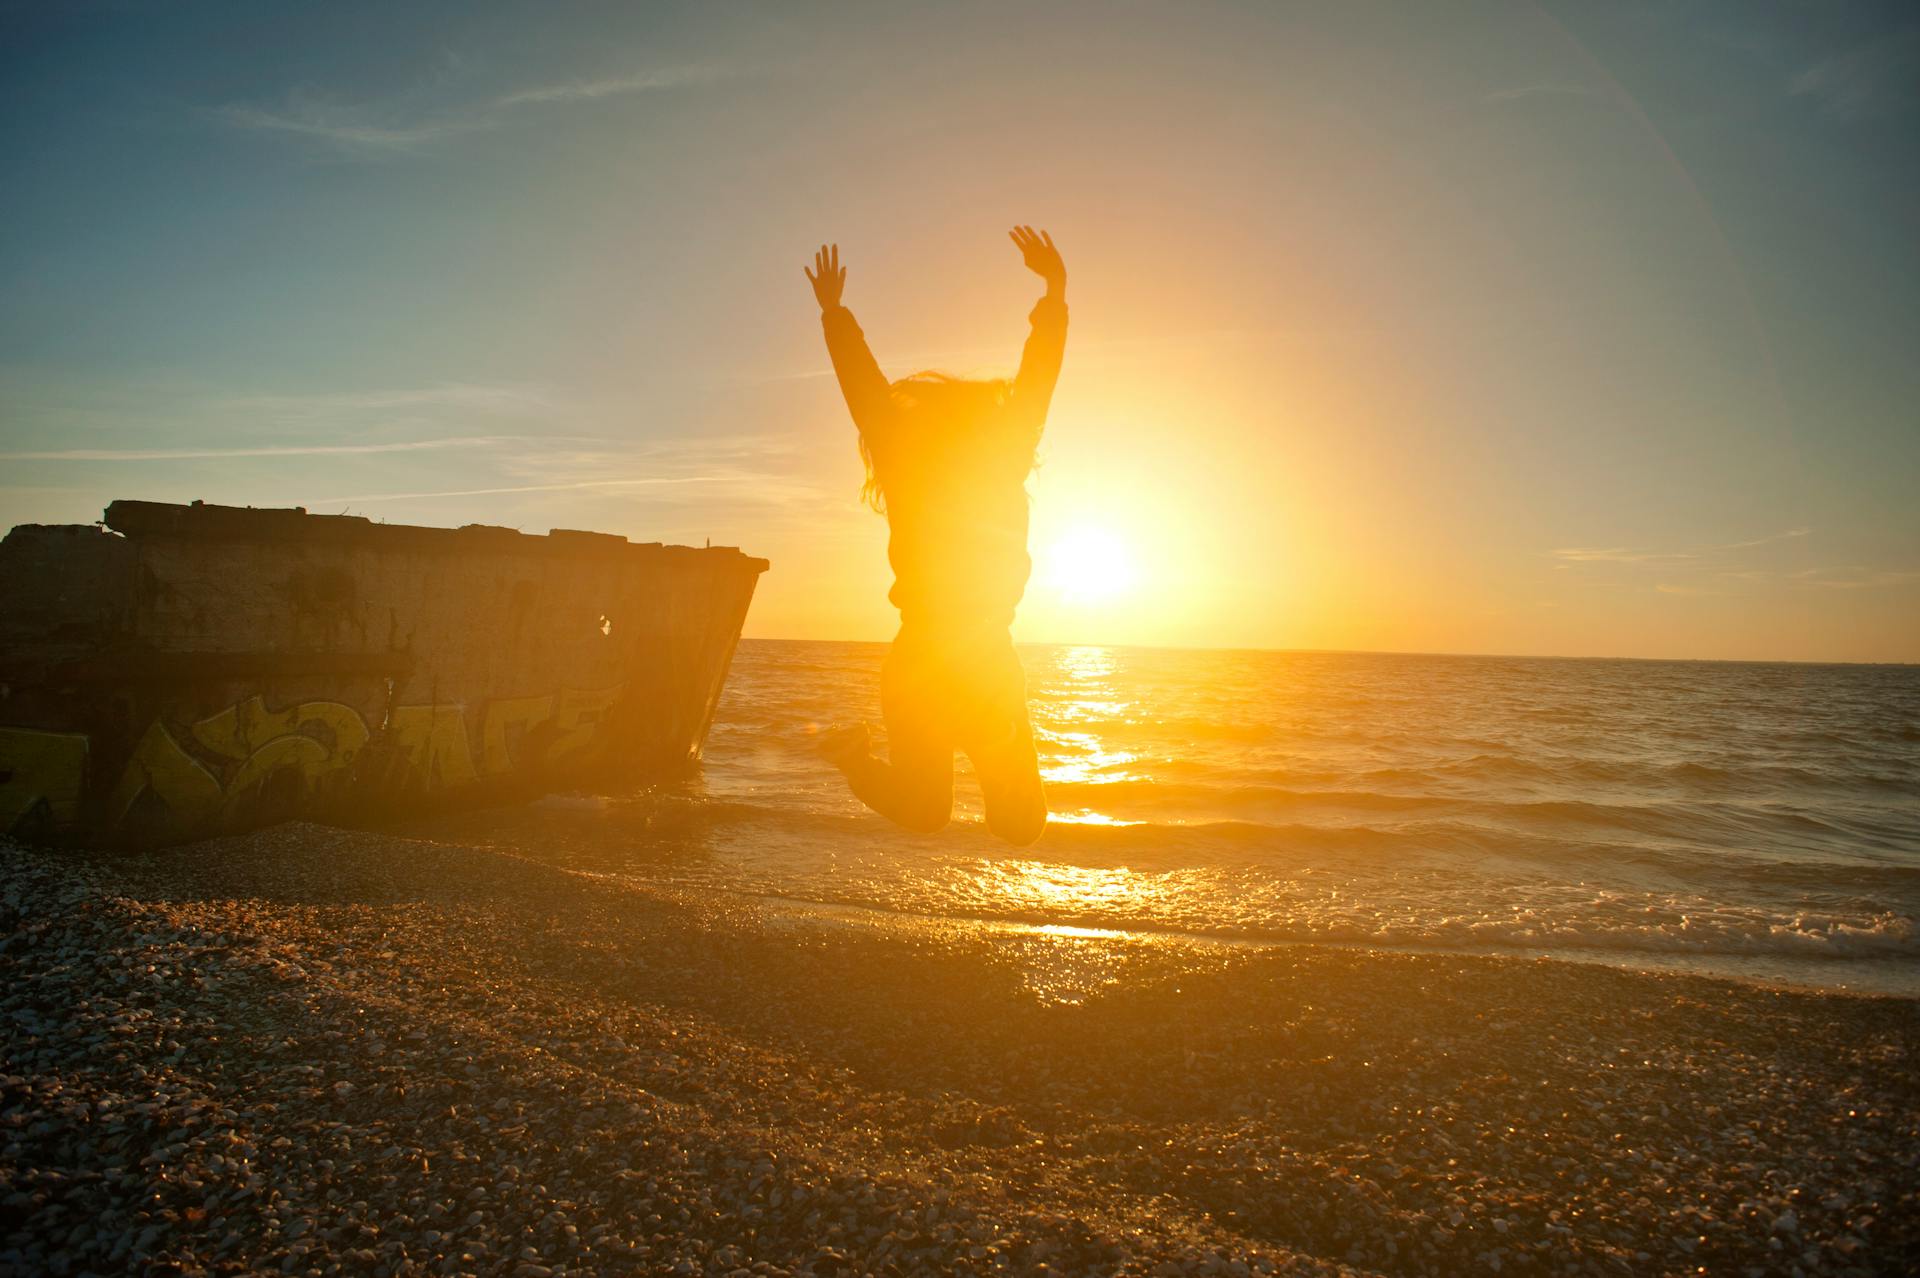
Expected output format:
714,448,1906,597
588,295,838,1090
1057,645,1116,682
1037,646,1144,788
460,640,1920,995
982,858,1154,914
1038,729,1141,785
1047,810,1140,827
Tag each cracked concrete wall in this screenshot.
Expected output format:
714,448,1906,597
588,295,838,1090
0,501,767,846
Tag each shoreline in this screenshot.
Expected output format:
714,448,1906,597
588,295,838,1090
4,824,1917,1275
730,892,1920,1000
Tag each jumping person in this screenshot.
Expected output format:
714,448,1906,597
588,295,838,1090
805,228,1068,846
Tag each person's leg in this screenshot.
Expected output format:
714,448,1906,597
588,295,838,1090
962,640,1048,846
970,716,1047,846
821,638,954,833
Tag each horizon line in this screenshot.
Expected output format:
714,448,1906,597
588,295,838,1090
737,633,1919,668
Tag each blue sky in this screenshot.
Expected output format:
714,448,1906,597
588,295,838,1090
2,0,1915,659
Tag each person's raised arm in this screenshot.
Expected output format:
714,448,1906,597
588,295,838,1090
807,243,892,438
1008,226,1068,433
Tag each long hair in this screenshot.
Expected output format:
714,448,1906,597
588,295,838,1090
860,373,1014,514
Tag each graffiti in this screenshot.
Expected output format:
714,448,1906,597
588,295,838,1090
104,721,225,832
548,685,623,761
481,695,554,775
386,706,480,790
1,684,625,838
192,696,369,774
0,728,90,833
197,696,371,820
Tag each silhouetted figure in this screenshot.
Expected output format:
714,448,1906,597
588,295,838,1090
806,228,1068,846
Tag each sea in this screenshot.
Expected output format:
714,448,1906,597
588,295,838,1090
451,640,1920,996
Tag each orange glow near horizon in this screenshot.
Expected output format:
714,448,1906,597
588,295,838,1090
4,3,1912,664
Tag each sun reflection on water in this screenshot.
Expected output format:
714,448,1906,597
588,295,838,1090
1032,923,1129,940
1050,699,1130,723
964,860,1179,1005
1039,730,1141,785
1058,646,1116,682
1036,646,1151,796
1046,810,1140,827
981,858,1152,914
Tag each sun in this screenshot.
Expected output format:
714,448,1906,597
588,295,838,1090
1045,526,1138,604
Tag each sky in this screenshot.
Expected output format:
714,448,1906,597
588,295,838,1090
2,0,1916,662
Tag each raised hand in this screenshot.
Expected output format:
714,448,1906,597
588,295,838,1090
1008,225,1065,294
804,243,847,311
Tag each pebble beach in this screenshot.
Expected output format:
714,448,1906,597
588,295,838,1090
3,825,1916,1276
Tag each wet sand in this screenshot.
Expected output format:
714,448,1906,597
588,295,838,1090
3,825,1916,1276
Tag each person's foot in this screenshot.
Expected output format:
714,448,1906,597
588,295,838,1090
813,722,871,769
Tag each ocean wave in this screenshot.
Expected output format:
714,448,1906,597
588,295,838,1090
1057,750,1916,799
737,882,1920,959
1378,905,1919,960
646,641,1920,989
533,788,1920,889
746,879,1920,965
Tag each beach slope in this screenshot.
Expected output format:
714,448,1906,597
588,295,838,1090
2,828,1915,1276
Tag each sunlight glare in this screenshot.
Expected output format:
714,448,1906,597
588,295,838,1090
1045,527,1138,604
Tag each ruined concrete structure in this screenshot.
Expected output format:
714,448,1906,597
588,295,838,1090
0,500,767,846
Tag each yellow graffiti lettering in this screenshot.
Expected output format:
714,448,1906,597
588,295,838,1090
480,695,554,775
546,685,624,763
190,700,262,761
386,705,479,790
106,722,223,830
192,695,369,767
289,701,369,771
187,695,371,818
221,735,326,815
0,729,90,833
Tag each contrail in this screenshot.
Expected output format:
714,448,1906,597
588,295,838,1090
2,437,507,462
313,476,732,503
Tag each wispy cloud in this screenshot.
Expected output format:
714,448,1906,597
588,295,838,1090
310,430,830,512
1551,528,1916,595
1484,82,1596,106
219,62,730,156
214,100,478,152
1790,28,1920,121
218,383,560,419
0,436,508,462
1551,527,1809,567
0,372,840,533
1551,546,1694,566
1712,526,1811,552
1789,566,1920,591
311,475,732,503
497,64,724,107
